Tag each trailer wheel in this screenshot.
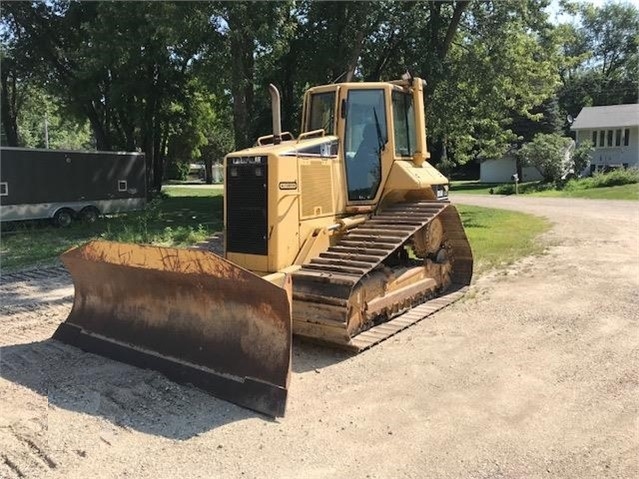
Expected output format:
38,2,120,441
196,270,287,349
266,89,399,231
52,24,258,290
53,209,74,228
79,206,100,224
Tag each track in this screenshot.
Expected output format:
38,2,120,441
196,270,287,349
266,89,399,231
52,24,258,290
1,265,69,285
1,265,73,345
292,201,473,350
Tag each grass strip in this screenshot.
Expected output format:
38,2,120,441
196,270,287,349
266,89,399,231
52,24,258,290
1,188,550,275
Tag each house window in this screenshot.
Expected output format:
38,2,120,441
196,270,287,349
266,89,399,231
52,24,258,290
599,130,605,147
0,182,7,196
591,131,597,145
118,180,128,192
624,129,630,146
607,130,613,147
615,129,622,146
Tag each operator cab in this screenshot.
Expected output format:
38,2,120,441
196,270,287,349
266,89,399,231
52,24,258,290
301,79,426,203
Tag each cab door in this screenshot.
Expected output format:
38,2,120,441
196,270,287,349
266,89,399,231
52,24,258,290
338,86,393,205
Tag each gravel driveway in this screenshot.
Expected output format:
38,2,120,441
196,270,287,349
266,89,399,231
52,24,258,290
1,195,637,479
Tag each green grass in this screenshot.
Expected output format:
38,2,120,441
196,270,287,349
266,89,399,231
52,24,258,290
457,204,550,274
162,185,224,197
454,169,639,200
1,185,549,276
530,183,639,200
0,187,224,271
449,180,502,195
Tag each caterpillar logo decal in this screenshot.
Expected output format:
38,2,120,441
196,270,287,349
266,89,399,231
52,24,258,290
279,181,298,190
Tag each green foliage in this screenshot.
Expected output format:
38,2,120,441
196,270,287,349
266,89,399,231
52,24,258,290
3,0,635,177
556,1,639,127
533,183,638,200
16,86,93,150
430,2,561,165
491,168,639,196
571,140,593,175
494,181,556,195
517,134,574,182
1,193,221,270
564,168,639,190
164,160,191,181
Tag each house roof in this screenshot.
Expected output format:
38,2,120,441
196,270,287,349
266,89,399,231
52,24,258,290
571,104,639,130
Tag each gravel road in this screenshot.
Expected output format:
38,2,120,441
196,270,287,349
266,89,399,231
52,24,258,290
1,195,637,479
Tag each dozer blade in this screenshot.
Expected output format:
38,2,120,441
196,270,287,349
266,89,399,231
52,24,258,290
53,240,292,417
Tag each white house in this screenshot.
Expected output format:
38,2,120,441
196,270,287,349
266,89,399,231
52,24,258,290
479,150,543,183
571,103,639,174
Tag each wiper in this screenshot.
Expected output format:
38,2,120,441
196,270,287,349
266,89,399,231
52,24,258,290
323,111,333,134
373,107,386,152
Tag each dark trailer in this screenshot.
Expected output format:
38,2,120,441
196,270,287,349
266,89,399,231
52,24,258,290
0,147,146,226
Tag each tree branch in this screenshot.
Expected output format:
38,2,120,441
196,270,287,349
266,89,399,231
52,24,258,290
440,1,470,60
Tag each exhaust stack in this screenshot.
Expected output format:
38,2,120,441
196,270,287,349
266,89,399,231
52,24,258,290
268,84,282,145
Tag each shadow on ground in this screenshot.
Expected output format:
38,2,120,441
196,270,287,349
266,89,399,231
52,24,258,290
292,337,352,373
0,336,349,439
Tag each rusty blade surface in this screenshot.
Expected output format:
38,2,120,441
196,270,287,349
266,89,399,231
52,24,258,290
53,240,292,417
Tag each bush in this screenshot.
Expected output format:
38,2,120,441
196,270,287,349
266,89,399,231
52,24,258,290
572,141,593,175
494,181,556,195
165,160,191,181
517,133,573,183
564,168,639,191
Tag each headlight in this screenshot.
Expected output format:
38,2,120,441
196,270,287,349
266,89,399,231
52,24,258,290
432,185,448,200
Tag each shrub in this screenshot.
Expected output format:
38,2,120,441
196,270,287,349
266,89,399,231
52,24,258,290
494,181,556,195
517,133,574,183
165,160,191,181
564,168,639,190
572,140,593,176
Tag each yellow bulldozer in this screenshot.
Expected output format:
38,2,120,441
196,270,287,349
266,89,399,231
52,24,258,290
53,76,473,417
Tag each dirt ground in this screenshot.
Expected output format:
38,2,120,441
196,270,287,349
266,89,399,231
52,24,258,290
1,195,637,479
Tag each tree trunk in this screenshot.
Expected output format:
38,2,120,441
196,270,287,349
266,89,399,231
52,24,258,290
204,157,213,184
516,156,523,181
344,29,365,82
229,32,255,149
85,102,111,150
0,69,20,146
227,5,256,150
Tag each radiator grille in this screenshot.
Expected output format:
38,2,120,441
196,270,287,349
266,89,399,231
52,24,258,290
300,161,334,217
226,160,268,255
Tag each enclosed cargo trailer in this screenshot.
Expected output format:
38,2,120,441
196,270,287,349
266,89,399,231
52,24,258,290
0,147,146,226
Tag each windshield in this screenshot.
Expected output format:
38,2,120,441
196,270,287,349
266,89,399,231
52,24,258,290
392,90,416,157
307,92,336,134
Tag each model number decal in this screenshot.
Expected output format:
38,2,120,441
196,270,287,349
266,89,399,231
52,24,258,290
279,181,298,190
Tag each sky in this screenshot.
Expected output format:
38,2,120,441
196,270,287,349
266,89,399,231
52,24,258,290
548,0,639,23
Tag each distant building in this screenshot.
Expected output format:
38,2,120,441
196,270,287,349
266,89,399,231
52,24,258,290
479,149,543,183
570,104,639,174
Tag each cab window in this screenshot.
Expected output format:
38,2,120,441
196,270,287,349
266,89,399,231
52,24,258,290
307,92,336,135
392,91,416,157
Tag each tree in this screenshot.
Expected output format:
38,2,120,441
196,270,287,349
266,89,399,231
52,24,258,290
2,2,219,191
2,0,595,186
557,1,639,124
16,85,92,150
517,133,574,182
422,1,560,166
